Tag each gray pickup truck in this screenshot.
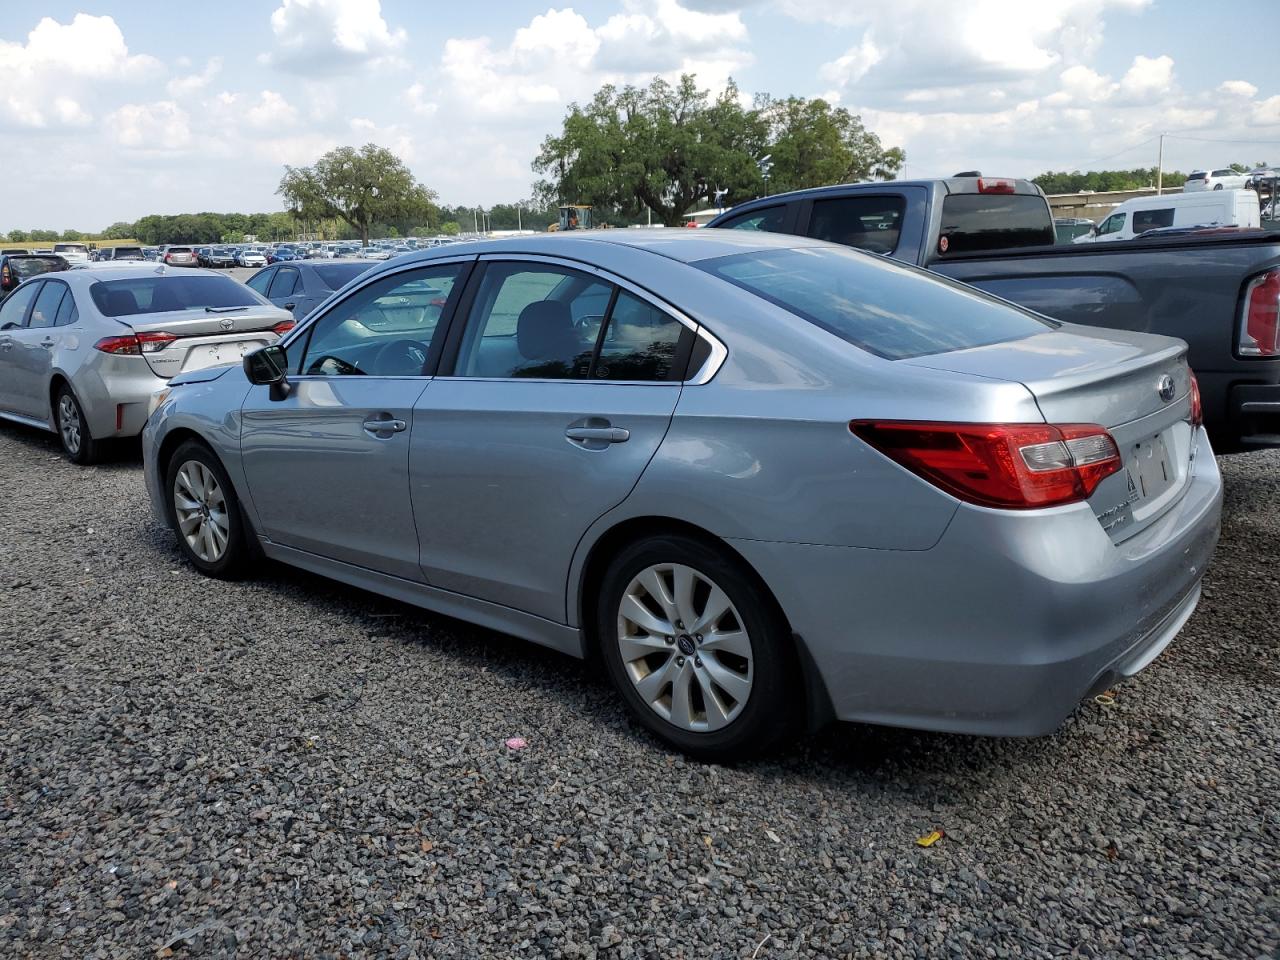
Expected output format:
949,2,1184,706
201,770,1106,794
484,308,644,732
708,177,1280,452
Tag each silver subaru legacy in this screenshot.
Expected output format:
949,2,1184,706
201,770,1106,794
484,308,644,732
143,231,1222,760
0,265,294,464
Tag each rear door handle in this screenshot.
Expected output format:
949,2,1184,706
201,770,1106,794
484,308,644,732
362,414,407,437
565,425,629,443
40,338,55,349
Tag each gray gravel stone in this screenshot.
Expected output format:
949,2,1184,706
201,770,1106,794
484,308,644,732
0,426,1277,958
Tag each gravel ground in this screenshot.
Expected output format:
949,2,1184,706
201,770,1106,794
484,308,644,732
0,426,1277,959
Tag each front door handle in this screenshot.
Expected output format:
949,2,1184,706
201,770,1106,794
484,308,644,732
362,414,407,438
283,302,296,312
40,338,55,349
566,426,629,443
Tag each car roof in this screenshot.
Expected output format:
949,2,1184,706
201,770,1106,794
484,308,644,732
62,265,225,283
384,228,826,267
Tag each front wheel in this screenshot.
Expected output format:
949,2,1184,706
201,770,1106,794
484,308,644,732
597,535,799,760
166,440,254,579
55,385,102,465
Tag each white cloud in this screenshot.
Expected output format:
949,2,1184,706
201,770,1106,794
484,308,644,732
264,0,407,74
821,35,884,88
0,14,160,128
107,102,192,152
246,91,300,128
167,57,223,98
404,83,438,117
1220,80,1258,98
1117,54,1174,102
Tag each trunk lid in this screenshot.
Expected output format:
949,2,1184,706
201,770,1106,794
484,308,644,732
122,307,291,377
903,325,1197,542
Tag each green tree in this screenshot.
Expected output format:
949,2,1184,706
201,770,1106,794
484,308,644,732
756,95,903,192
440,221,460,236
534,75,768,226
1033,168,1193,193
7,230,28,242
278,143,438,247
102,221,136,240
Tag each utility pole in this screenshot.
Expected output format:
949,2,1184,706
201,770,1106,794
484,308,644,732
473,208,479,234
516,202,522,232
1156,133,1165,195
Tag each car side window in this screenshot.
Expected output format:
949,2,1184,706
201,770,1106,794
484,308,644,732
807,195,905,255
716,206,786,233
1098,213,1126,236
245,269,273,296
268,267,300,299
452,264,606,379
1132,208,1174,232
297,263,464,377
0,281,42,329
29,280,67,329
54,287,78,326
592,290,688,382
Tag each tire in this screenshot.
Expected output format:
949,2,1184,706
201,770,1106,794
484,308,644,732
1213,183,1223,190
165,439,254,580
597,534,799,761
54,385,102,465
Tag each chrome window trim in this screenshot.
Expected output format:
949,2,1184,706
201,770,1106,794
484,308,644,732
449,252,726,385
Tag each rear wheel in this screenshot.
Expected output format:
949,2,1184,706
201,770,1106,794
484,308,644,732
55,385,101,465
166,440,253,579
598,535,799,760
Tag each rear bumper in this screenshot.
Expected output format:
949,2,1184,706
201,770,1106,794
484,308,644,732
71,357,167,440
1198,371,1280,450
729,427,1222,737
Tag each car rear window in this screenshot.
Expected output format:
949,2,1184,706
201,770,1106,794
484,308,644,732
11,256,67,279
937,194,1054,255
167,247,192,254
315,263,370,289
1187,172,1207,181
89,276,262,317
699,246,1054,360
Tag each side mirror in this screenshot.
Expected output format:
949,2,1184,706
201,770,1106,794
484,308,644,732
243,344,291,400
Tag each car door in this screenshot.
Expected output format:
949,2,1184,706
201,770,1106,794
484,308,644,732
7,279,67,419
239,259,471,581
410,256,697,622
0,280,42,415
245,267,274,298
266,266,302,315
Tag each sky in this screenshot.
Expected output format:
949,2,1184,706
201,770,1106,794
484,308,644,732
2,0,1279,231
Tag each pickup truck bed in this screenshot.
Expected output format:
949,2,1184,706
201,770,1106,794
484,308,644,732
708,179,1280,451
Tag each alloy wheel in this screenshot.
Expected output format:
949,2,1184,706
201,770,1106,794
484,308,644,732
58,394,81,455
616,562,754,732
173,460,230,563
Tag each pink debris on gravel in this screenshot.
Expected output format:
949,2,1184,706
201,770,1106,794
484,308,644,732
504,737,528,750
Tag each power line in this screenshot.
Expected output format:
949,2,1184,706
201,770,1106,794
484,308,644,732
1165,133,1280,146
1069,134,1161,169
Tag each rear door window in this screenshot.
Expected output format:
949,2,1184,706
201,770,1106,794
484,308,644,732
715,206,787,233
268,267,300,299
936,194,1055,255
807,195,905,254
700,245,1053,360
592,290,686,382
29,280,67,329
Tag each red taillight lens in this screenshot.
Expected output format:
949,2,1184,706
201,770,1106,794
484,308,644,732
977,178,1016,194
94,334,141,355
272,319,295,335
1189,372,1203,427
1240,269,1280,357
850,420,1122,509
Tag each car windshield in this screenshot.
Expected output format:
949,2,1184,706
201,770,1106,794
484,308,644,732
699,245,1054,360
90,276,262,316
12,256,67,278
315,263,370,289
53,244,86,253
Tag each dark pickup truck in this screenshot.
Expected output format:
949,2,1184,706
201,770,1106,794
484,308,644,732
708,177,1280,451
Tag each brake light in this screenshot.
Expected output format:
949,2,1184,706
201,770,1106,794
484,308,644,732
850,420,1122,509
94,334,141,355
977,178,1016,194
136,331,177,353
272,319,295,335
1189,372,1203,427
1240,269,1280,357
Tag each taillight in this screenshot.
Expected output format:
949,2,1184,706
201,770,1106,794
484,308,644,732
272,319,295,335
977,178,1016,194
94,334,141,355
850,420,1122,509
1189,372,1203,427
1240,269,1280,357
136,331,177,353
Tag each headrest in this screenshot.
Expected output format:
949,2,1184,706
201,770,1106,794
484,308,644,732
516,299,578,361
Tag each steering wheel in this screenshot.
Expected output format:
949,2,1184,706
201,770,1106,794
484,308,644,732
373,338,430,376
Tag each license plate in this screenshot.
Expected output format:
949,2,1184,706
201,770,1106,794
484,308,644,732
185,340,265,370
1128,432,1174,502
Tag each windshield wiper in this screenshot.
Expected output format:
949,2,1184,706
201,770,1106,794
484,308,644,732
204,306,250,313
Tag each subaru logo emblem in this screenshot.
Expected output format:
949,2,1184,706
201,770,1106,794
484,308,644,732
219,318,234,332
1157,374,1175,403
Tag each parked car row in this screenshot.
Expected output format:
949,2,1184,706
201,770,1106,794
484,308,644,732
0,177,1234,760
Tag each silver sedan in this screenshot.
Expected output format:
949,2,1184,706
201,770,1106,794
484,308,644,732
143,231,1222,759
0,266,294,463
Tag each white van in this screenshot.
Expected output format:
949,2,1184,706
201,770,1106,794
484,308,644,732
1076,191,1260,243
